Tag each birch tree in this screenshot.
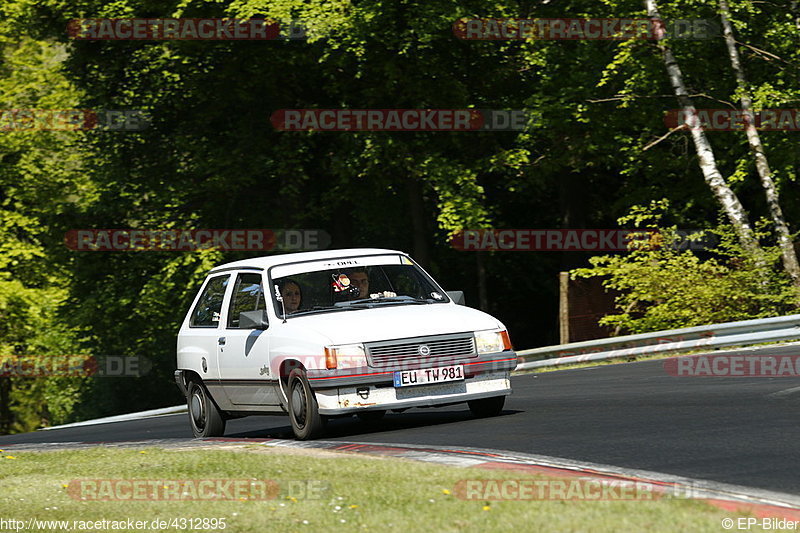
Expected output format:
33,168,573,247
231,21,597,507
645,0,761,255
718,0,800,284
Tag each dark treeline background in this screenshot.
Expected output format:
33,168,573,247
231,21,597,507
1,0,798,432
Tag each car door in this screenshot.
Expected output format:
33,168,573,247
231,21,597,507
218,271,279,406
179,273,233,404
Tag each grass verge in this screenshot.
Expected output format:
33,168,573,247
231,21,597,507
0,445,775,532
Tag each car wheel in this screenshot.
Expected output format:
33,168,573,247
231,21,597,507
187,380,226,438
288,368,325,440
468,396,505,418
356,410,386,422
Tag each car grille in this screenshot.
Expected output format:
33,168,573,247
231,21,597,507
365,333,477,367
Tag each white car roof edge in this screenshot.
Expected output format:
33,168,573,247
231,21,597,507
208,248,407,274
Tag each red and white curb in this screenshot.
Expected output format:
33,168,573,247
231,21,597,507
250,438,800,520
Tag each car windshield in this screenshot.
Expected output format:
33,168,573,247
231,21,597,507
270,258,449,318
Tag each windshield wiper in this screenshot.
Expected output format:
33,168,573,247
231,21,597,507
341,296,429,308
289,306,359,317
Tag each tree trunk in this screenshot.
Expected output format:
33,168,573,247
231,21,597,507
794,2,800,32
0,377,10,434
559,272,569,344
476,251,488,311
795,1,800,217
645,0,761,255
718,0,800,285
559,171,588,273
406,176,431,269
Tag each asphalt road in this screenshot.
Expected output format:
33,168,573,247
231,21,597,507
3,348,800,494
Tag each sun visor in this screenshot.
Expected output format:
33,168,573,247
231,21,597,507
270,254,404,279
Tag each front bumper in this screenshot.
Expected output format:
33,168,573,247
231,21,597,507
306,351,518,390
314,371,512,416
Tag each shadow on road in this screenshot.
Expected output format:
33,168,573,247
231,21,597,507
225,409,523,440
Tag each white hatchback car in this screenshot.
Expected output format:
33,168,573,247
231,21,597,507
175,248,517,439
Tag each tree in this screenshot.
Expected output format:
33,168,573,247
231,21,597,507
0,38,90,432
645,0,761,254
718,0,800,285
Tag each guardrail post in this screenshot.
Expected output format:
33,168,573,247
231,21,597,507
559,272,569,344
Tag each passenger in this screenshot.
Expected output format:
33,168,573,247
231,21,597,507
277,278,302,313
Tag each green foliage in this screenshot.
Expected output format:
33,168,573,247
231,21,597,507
572,201,800,335
0,0,798,433
0,36,91,433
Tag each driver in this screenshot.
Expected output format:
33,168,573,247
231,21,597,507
343,268,396,300
348,268,370,300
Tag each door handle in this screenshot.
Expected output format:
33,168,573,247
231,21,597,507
218,337,226,346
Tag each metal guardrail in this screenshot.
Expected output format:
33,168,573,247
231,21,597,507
516,314,800,371
39,405,187,431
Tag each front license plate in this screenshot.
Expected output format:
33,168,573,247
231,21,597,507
393,365,464,388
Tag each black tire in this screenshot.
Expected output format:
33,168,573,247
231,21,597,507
356,410,386,422
187,380,226,438
288,368,325,440
468,396,505,418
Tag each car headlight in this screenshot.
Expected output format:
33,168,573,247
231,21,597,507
324,344,366,369
474,330,513,354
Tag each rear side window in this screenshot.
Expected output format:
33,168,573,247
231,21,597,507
190,275,230,327
227,273,266,328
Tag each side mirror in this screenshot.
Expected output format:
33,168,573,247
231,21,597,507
447,291,465,306
239,310,269,330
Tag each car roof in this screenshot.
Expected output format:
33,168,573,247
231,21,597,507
208,248,407,273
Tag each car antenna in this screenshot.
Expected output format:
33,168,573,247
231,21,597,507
274,284,287,323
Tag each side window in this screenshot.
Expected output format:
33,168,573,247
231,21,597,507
227,273,266,328
190,275,230,327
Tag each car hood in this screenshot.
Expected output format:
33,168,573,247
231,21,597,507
286,303,503,345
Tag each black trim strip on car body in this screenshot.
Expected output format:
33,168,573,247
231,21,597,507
208,266,264,274
174,370,188,396
202,355,517,391
212,379,280,386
